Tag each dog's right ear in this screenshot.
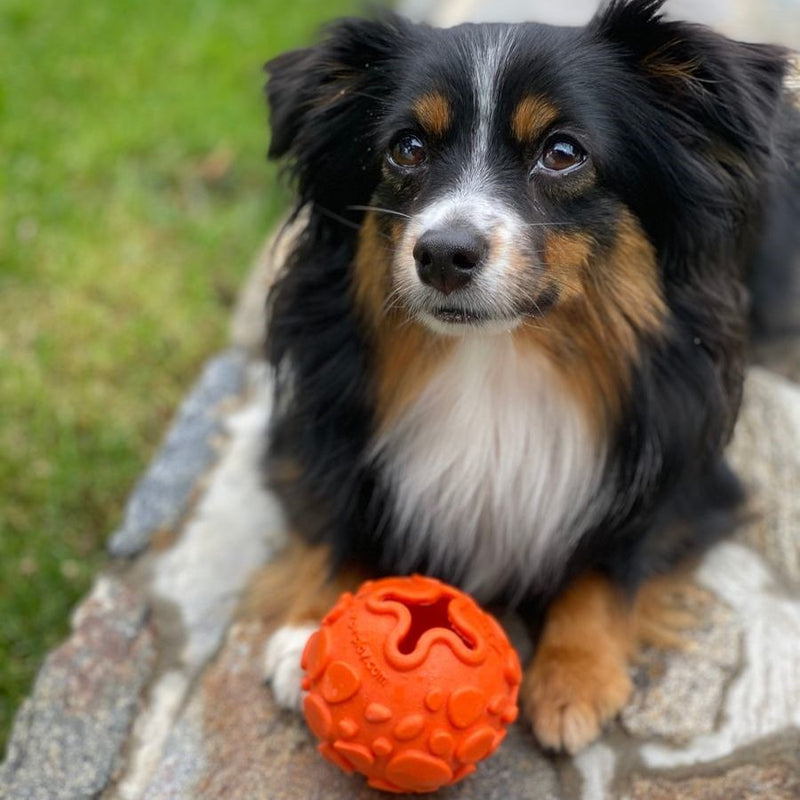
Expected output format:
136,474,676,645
265,47,319,160
264,15,412,211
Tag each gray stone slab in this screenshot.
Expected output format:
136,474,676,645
140,622,560,800
728,368,800,587
635,543,800,771
624,764,800,800
622,590,740,745
0,578,156,800
620,731,800,800
106,368,286,799
108,348,247,558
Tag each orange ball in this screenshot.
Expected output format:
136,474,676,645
301,575,521,794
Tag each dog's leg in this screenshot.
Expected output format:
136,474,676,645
242,540,366,710
520,572,634,754
520,570,700,753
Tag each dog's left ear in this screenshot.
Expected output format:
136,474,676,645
265,14,412,211
591,0,789,154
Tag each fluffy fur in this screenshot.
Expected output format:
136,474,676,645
370,337,605,603
258,0,800,752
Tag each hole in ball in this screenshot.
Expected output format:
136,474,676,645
384,594,477,655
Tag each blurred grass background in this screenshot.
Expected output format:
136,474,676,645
0,0,360,753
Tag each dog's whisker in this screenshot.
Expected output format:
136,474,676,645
345,89,389,103
519,317,549,332
317,206,400,246
347,205,412,220
520,222,575,228
316,206,361,231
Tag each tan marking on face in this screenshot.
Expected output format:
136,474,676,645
542,231,593,303
511,95,559,144
488,228,526,279
353,212,397,327
353,212,455,430
413,92,452,137
516,211,667,431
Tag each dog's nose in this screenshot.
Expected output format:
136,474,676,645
413,228,487,295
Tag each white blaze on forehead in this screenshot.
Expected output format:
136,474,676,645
412,193,510,236
409,26,517,234
472,28,514,172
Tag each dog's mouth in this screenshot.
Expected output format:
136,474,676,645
424,285,559,329
418,303,523,336
430,307,486,325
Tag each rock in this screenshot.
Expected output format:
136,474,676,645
728,368,800,586
639,543,800,770
622,733,800,800
139,621,560,800
107,368,287,799
625,765,800,800
440,728,560,800
0,578,155,800
147,365,285,669
108,348,247,558
621,587,740,744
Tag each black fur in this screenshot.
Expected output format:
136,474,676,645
264,1,800,607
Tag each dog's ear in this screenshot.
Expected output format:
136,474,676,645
591,0,789,154
265,14,411,210
266,47,319,160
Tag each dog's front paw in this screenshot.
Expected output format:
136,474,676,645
263,623,318,710
521,645,632,754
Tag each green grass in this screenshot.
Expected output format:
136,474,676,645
0,0,362,754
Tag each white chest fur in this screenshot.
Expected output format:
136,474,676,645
371,336,606,602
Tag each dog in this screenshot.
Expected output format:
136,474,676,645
253,0,800,755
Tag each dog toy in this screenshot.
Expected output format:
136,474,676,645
301,574,521,794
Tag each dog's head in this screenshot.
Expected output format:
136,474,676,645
267,1,787,345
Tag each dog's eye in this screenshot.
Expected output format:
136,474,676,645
388,133,426,169
538,136,587,174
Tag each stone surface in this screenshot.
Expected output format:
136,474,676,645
108,364,287,800
108,348,247,558
138,622,560,800
621,588,740,744
728,368,800,587
638,543,800,770
624,766,800,800
0,578,156,800
147,363,284,669
622,734,800,800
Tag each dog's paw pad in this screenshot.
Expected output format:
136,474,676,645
522,646,632,754
263,623,318,711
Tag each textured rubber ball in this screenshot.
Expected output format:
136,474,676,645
301,575,521,794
